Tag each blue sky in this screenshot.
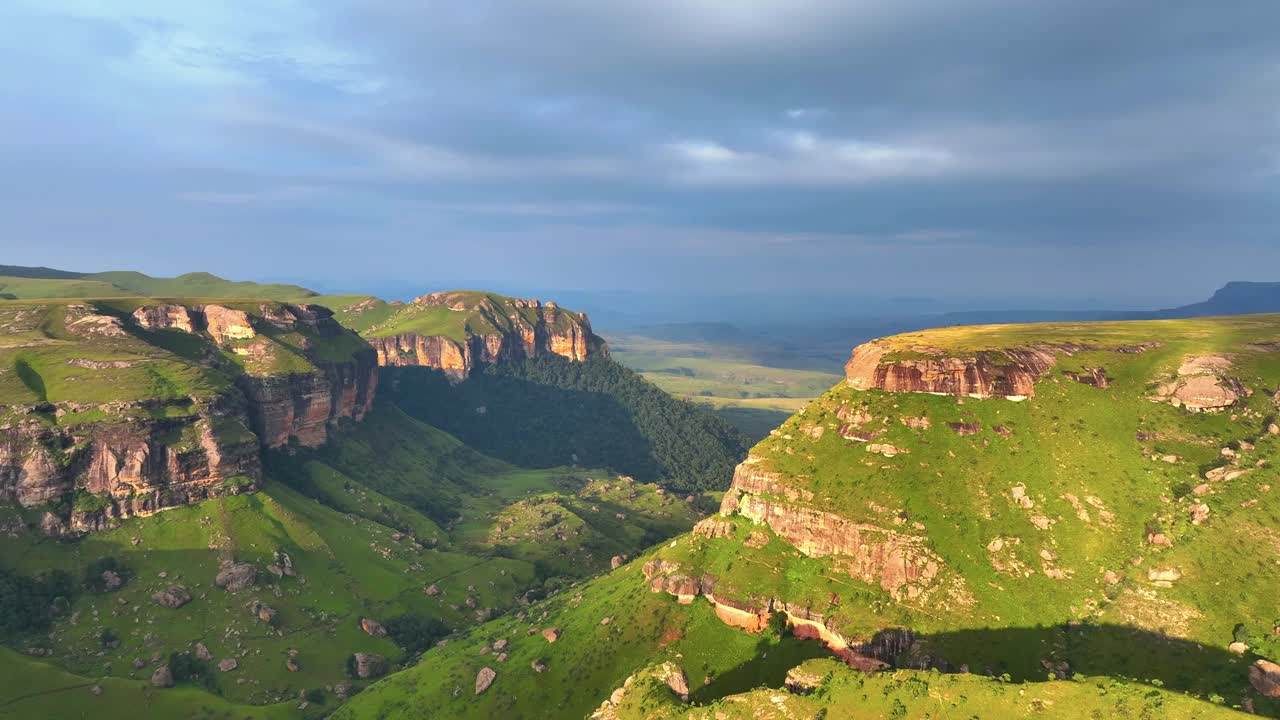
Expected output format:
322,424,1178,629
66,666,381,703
1,1,1277,309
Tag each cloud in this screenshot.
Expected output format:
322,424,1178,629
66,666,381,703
1,0,1278,302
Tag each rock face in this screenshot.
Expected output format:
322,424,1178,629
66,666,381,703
0,396,262,532
845,339,1155,399
0,301,377,534
721,459,944,601
845,340,1058,399
365,292,607,380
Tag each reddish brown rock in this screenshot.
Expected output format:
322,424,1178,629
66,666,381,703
360,618,387,637
845,341,1057,399
367,293,606,380
1251,660,1280,697
541,627,561,643
475,667,496,695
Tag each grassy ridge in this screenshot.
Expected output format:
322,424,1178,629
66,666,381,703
0,270,315,301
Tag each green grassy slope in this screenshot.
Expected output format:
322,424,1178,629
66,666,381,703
637,313,1280,711
0,647,298,720
0,270,315,300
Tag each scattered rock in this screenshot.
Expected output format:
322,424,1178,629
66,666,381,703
194,643,212,661
1147,532,1173,547
541,627,561,643
150,666,174,688
1229,641,1250,655
218,658,238,672
1103,570,1123,585
151,585,192,609
475,667,496,694
948,421,981,436
531,659,548,673
1148,567,1182,583
424,584,441,596
1189,503,1210,524
610,555,625,570
360,618,387,637
101,570,123,591
215,562,257,593
1192,483,1212,496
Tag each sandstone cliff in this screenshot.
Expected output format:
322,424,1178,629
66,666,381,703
362,291,606,379
844,338,1156,399
0,300,376,533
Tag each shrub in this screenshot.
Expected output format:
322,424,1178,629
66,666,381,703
385,614,450,654
83,557,130,592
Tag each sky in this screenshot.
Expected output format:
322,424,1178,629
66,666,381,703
1,1,1278,314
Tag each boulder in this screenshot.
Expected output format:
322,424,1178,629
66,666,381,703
353,653,388,679
492,639,508,651
531,659,548,673
150,666,174,688
101,570,123,591
610,555,625,570
151,585,192,609
475,667,496,695
1147,568,1182,583
658,662,690,701
193,642,212,661
1229,641,1249,654
424,584,441,596
541,627,561,643
215,562,257,593
360,618,387,637
218,658,238,672
1250,659,1280,697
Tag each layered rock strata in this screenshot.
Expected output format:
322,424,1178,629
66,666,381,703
1,301,377,533
367,292,606,379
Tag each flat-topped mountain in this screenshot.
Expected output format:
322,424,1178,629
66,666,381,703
0,299,375,533
316,290,607,380
634,314,1280,707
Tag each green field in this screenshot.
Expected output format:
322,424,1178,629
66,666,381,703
609,333,842,440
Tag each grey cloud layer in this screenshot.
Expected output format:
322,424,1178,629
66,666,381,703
1,0,1277,299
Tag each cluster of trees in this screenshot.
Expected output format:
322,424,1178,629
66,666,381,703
0,567,74,638
386,356,749,492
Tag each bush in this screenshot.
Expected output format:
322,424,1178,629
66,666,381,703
168,652,209,685
83,557,130,592
0,568,73,638
1233,623,1250,644
384,614,450,654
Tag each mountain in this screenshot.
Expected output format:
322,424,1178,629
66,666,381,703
313,290,607,380
340,313,1280,719
0,266,316,301
0,278,742,718
1158,281,1280,318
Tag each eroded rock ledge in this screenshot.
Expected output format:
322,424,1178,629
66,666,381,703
1,301,377,534
367,293,607,380
844,340,1157,399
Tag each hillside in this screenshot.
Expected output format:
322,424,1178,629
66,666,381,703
0,266,315,300
333,313,1280,720
0,399,707,717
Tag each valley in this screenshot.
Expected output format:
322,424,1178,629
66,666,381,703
1,267,1278,719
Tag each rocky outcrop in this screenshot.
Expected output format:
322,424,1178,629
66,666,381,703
366,292,607,379
1153,355,1245,411
352,653,388,679
845,340,1056,399
1,301,378,534
0,397,261,531
641,559,913,672
1251,659,1280,697
720,458,942,601
236,348,377,448
845,339,1155,399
